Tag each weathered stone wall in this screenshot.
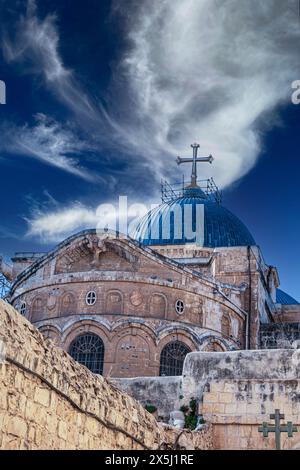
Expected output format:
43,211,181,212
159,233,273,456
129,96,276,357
0,300,212,450
260,323,300,349
111,376,182,421
112,350,300,449
183,350,300,450
202,380,300,449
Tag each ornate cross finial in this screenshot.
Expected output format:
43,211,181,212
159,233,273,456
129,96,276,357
258,409,298,450
176,143,214,188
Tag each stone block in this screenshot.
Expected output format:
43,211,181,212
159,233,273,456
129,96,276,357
34,388,51,407
203,392,219,403
58,420,68,440
7,416,27,438
224,383,236,393
225,403,237,414
219,392,233,404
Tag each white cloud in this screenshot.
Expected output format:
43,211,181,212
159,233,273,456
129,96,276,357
26,199,149,243
26,203,99,242
112,0,300,187
2,0,299,210
1,114,97,181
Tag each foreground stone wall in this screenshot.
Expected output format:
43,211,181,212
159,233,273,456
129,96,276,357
0,300,212,450
183,350,300,450
202,379,300,450
114,350,300,449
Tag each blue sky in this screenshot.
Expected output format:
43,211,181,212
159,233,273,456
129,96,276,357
0,0,300,299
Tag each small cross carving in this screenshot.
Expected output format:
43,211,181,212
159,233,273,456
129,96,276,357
258,409,298,450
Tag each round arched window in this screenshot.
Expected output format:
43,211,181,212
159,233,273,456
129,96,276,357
20,302,26,316
69,334,104,374
86,291,97,306
175,299,185,315
159,341,191,376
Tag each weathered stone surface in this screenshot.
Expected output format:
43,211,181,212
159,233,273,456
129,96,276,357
111,376,182,420
182,350,300,400
0,300,212,450
169,411,185,429
260,323,300,349
181,350,300,450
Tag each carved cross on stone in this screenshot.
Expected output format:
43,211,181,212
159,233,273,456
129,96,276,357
258,409,298,450
176,143,213,188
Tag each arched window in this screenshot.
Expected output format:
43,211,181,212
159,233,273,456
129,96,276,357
20,302,26,316
69,334,104,375
159,341,191,376
221,314,231,337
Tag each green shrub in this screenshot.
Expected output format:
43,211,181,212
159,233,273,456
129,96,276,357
145,404,157,414
180,405,189,413
180,397,199,430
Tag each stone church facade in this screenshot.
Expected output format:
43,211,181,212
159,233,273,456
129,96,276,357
1,146,299,378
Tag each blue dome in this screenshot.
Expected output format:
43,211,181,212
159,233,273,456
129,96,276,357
276,289,299,305
133,190,255,248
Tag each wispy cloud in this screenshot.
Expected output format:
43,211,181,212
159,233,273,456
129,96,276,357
2,0,102,123
0,0,110,182
26,203,99,242
26,198,149,243
111,0,300,187
0,113,97,181
5,0,299,190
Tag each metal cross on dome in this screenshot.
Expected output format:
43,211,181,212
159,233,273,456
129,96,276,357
258,409,298,450
176,143,214,188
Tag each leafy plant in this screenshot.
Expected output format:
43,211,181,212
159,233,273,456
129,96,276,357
145,404,157,414
180,398,199,430
185,414,198,430
180,405,189,413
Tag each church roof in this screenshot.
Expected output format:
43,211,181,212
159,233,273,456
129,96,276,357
133,190,256,248
276,289,299,305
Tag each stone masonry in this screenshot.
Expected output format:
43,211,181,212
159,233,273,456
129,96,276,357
0,300,212,450
115,350,300,450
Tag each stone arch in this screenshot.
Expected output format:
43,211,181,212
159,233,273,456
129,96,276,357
111,319,157,344
105,290,123,314
60,292,76,316
199,333,230,351
38,325,60,345
31,296,45,322
62,320,110,352
149,293,167,319
111,322,157,377
157,326,200,351
221,313,231,337
201,338,227,352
